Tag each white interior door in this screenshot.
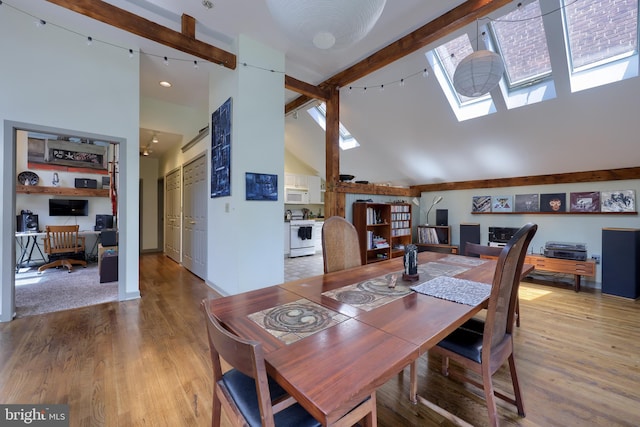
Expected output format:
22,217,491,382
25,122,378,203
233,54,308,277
165,168,181,263
182,155,207,278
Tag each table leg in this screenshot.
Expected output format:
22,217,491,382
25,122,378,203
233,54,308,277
574,275,581,292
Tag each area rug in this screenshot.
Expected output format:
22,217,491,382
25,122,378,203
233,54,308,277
14,264,117,318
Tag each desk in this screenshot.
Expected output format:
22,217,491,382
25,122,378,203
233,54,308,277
15,232,46,271
208,252,499,426
15,230,101,271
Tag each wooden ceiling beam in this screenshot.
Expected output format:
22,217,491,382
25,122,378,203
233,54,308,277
285,0,512,110
411,167,640,192
284,76,330,102
45,0,237,69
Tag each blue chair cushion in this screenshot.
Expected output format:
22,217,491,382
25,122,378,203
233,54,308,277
436,318,485,364
222,369,321,427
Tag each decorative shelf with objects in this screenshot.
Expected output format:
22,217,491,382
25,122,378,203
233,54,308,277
471,211,637,215
16,185,109,198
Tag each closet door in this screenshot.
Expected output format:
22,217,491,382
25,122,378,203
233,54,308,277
182,155,207,278
165,168,181,263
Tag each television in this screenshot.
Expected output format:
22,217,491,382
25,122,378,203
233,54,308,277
49,199,89,216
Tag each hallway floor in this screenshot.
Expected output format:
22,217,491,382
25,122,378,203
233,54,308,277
284,253,324,281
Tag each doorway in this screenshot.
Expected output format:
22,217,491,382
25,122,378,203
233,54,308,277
3,121,125,321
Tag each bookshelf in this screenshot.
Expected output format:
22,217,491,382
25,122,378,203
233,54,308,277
353,202,412,264
417,225,458,254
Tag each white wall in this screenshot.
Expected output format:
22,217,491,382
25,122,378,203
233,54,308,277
207,35,285,295
0,5,140,321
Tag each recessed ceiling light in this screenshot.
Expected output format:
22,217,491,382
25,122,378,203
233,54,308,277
159,81,172,88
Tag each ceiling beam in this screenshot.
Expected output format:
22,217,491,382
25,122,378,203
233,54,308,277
411,167,640,192
45,0,237,69
284,76,330,101
285,0,512,111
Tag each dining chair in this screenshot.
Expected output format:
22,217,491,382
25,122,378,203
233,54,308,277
322,216,362,274
464,242,522,327
38,225,87,274
201,300,321,427
412,223,537,427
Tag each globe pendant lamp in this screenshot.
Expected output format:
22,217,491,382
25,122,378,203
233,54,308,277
453,50,505,97
266,0,386,50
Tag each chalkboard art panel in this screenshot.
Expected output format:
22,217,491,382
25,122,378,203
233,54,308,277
211,97,232,198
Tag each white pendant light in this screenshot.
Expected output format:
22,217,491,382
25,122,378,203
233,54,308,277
453,50,504,97
266,0,386,50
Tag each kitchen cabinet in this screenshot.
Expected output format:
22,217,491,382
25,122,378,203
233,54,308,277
284,173,308,190
308,176,322,204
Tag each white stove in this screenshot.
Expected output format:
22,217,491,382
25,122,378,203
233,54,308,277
289,218,316,257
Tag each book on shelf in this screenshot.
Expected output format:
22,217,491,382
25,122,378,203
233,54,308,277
418,227,441,244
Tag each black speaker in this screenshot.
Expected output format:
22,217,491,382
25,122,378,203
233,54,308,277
101,229,118,247
95,214,114,231
75,178,98,189
602,228,640,299
436,209,448,226
17,213,39,232
459,223,480,256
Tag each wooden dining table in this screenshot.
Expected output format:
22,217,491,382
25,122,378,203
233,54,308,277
207,251,524,426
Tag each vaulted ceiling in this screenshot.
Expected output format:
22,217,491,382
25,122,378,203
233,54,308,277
18,0,640,186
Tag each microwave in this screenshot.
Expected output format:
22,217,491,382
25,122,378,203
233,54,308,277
285,188,309,204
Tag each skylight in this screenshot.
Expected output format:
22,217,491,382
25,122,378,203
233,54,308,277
429,0,638,116
427,33,497,121
490,1,552,88
307,102,360,150
563,0,639,91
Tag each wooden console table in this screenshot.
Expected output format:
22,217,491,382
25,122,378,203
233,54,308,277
480,253,595,292
524,255,595,292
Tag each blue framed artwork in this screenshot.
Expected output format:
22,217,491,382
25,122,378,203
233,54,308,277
211,97,232,198
245,172,278,201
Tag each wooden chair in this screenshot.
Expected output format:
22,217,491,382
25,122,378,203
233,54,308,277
201,300,321,427
412,223,537,427
38,225,87,274
321,216,362,274
465,242,522,327
202,300,377,427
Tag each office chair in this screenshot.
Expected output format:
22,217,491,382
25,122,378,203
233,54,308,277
38,225,87,274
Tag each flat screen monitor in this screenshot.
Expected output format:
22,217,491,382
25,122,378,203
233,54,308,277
49,199,89,216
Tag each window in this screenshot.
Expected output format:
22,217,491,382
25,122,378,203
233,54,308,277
490,1,552,88
563,0,639,91
488,0,556,109
307,102,360,150
427,33,497,121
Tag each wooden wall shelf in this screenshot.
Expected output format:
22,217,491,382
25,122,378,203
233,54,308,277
16,185,109,198
471,211,637,215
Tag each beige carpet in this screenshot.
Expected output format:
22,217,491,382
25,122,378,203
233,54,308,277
14,264,118,318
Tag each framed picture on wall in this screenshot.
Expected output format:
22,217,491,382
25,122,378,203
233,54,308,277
570,191,600,212
491,195,513,212
540,193,566,212
601,190,636,212
472,196,491,213
245,172,277,201
515,194,539,212
211,97,232,198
